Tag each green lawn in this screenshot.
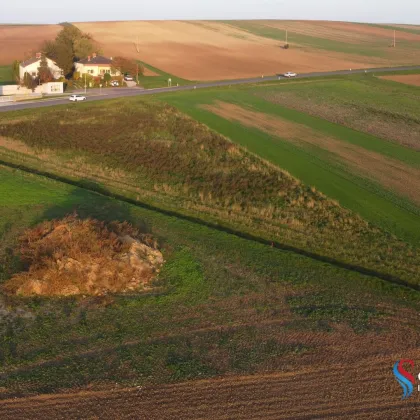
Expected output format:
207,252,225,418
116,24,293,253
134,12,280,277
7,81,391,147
0,166,418,396
137,61,191,89
0,65,14,85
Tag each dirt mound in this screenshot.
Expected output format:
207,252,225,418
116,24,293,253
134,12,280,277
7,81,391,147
3,215,163,297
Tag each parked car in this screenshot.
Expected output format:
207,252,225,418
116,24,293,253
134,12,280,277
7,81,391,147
69,94,87,102
283,72,297,78
110,80,119,87
124,75,134,81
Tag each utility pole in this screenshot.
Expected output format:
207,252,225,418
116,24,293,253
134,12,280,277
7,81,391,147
286,29,288,45
84,73,87,94
136,63,139,84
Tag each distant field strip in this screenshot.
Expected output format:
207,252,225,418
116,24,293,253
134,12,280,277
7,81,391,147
204,101,420,206
379,74,420,87
260,77,420,151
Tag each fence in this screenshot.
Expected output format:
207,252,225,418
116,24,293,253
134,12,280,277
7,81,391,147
0,96,14,103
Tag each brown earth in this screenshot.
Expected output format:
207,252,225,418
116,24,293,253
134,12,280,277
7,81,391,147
204,101,420,205
1,320,419,419
2,21,415,80
0,24,61,65
380,74,420,86
73,21,382,81
3,215,163,297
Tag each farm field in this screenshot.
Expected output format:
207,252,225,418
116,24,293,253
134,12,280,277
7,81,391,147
160,75,420,245
379,73,420,86
2,20,419,81
72,20,417,80
0,95,419,287
0,166,419,416
0,24,61,65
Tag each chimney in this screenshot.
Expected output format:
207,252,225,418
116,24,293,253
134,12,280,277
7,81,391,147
88,55,91,62
92,52,97,58
36,52,42,59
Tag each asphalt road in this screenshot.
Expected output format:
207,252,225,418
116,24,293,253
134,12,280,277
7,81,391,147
1,65,419,113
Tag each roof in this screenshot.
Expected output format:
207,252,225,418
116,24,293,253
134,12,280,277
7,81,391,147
20,56,57,68
77,56,113,66
20,57,42,68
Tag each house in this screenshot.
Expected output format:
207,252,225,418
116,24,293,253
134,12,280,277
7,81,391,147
75,53,121,77
19,53,63,81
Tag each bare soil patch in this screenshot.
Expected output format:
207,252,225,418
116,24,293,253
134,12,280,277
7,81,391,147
380,74,420,87
3,215,163,297
0,24,61,65
204,101,420,205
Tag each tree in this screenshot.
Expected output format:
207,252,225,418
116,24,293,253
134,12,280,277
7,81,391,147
111,57,143,76
12,60,20,83
37,55,54,83
103,73,112,85
41,24,99,79
23,72,35,90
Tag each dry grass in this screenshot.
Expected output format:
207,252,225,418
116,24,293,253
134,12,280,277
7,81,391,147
3,215,163,297
204,101,420,206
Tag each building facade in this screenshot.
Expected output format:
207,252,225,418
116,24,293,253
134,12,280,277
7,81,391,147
19,53,63,81
75,54,121,77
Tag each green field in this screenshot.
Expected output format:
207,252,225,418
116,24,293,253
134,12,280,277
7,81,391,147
0,166,418,395
1,93,419,287
0,65,13,85
137,61,191,89
159,77,420,247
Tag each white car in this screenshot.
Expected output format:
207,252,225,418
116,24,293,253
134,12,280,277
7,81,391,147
69,94,86,102
283,72,297,78
110,80,119,87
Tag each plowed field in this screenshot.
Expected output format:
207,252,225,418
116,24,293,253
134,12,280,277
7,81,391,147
0,25,61,65
1,354,419,419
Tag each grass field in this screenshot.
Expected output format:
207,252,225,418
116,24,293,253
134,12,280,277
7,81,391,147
159,77,420,246
0,166,419,403
137,61,191,89
0,96,419,287
0,65,13,86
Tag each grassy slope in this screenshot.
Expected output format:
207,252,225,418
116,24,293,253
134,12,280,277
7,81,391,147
160,82,420,246
0,166,418,395
137,61,191,89
0,97,419,286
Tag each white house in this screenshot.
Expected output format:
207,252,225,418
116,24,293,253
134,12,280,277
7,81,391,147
19,53,63,81
75,53,121,77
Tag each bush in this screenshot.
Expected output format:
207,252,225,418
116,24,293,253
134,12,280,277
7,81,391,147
73,71,80,80
284,44,290,49
103,73,112,84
